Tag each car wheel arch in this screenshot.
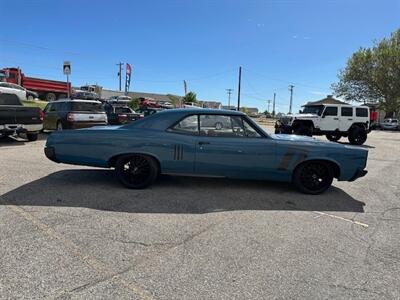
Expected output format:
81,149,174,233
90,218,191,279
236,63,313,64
292,158,341,180
108,152,161,172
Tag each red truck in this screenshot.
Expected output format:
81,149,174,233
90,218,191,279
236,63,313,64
1,67,71,101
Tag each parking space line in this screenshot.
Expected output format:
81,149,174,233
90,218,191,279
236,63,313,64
4,204,156,300
313,211,369,228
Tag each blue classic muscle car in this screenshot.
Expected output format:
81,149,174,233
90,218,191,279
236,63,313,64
44,109,368,194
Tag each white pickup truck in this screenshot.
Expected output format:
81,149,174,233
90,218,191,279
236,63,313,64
275,103,370,145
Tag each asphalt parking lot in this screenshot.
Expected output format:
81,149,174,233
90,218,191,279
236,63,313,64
0,128,399,300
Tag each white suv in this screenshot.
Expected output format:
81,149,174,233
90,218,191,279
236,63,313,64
275,104,370,145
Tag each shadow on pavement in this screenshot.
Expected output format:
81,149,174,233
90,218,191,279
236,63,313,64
0,169,365,213
0,133,47,146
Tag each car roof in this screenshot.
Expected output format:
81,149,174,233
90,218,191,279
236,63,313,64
125,108,245,131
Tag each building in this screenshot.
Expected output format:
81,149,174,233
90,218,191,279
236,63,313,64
198,101,222,109
304,95,347,106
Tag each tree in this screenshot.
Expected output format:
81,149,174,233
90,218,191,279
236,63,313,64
128,98,140,110
182,92,197,104
166,94,180,107
332,29,400,116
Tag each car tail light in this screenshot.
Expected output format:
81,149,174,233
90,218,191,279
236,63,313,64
139,114,144,118
67,113,76,122
39,110,44,122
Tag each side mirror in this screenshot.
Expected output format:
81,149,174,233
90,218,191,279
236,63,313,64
321,114,326,118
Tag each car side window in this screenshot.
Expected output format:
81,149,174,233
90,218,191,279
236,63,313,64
199,115,246,137
323,107,338,116
356,108,368,117
169,115,199,135
341,107,353,117
242,118,262,137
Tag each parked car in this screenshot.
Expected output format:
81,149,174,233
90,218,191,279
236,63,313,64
45,109,368,194
104,103,144,125
43,99,107,131
380,118,399,130
275,103,370,145
0,92,43,141
0,82,27,101
71,90,100,100
108,95,132,104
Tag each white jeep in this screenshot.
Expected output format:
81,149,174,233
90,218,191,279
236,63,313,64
275,103,370,145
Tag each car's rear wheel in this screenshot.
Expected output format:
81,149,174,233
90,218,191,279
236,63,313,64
115,154,159,189
326,133,341,142
293,161,334,194
348,126,367,145
46,93,57,102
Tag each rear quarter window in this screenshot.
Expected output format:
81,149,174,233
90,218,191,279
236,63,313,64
356,108,368,117
0,93,21,105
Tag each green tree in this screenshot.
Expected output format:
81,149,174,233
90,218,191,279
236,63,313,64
128,98,140,110
332,29,400,116
166,94,181,107
182,91,197,104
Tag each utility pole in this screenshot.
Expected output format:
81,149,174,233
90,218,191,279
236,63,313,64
288,85,294,114
116,62,123,91
267,100,271,114
183,80,187,95
226,88,233,107
237,66,242,111
272,92,276,117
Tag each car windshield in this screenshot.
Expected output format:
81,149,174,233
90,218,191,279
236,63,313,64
301,105,324,115
71,102,104,112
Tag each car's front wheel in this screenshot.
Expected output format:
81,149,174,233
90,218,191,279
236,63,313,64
115,154,159,189
293,161,334,194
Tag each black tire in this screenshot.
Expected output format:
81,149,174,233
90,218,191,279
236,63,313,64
294,124,312,136
26,133,38,141
115,154,159,189
46,93,57,102
348,126,367,145
293,161,334,194
27,94,34,101
326,133,341,142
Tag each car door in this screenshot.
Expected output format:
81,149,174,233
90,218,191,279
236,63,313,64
195,114,276,180
339,106,354,131
44,103,59,130
162,114,199,174
320,106,339,131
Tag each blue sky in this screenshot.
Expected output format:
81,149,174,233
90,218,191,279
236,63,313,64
1,0,399,112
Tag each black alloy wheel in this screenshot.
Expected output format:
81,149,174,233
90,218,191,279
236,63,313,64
115,154,159,189
348,126,367,145
293,161,334,194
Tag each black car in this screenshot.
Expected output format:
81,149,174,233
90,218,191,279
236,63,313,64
43,99,107,131
104,103,143,125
